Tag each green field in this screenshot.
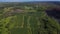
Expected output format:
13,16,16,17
0,2,60,34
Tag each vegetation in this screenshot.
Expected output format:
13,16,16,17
0,2,60,34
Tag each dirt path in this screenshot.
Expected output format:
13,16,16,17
20,15,25,28
27,16,32,34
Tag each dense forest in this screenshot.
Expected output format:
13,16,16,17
0,1,60,34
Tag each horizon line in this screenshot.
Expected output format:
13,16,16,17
0,0,60,2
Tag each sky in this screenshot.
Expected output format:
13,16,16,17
0,0,60,2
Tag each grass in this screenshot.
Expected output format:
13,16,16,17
0,6,60,34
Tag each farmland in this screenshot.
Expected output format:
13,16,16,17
0,2,60,34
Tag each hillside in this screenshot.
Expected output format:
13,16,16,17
0,1,60,34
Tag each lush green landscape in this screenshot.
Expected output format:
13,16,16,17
0,2,60,34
